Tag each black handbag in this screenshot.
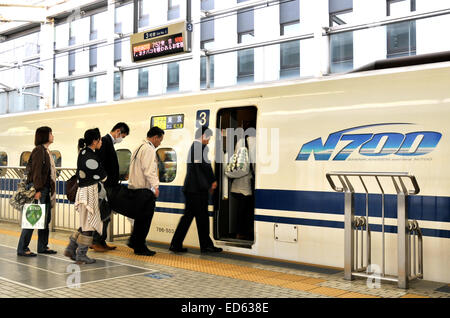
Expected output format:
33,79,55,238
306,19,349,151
105,184,155,219
66,175,78,202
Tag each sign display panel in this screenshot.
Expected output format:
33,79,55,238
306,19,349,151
131,21,190,63
151,114,184,130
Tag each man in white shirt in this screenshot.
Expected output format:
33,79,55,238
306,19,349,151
127,126,164,256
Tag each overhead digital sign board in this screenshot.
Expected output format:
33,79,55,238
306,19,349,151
130,21,191,63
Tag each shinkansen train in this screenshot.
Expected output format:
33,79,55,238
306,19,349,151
0,59,449,284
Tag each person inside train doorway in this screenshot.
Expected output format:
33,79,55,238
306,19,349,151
230,121,256,241
91,122,130,252
126,126,164,256
17,126,57,257
169,126,223,254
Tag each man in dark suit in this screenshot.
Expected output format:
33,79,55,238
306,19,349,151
91,122,130,252
169,126,222,254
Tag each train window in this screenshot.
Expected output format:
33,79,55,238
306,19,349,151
0,152,7,166
0,152,7,177
51,150,62,167
116,149,131,181
156,148,177,183
20,152,31,167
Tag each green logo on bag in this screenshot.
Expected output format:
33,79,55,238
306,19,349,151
26,205,42,226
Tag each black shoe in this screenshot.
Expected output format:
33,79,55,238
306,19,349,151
169,246,188,253
201,246,223,253
126,240,135,249
38,249,57,254
134,246,156,256
17,251,37,257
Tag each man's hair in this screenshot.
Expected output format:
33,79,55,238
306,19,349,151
195,126,212,139
111,122,130,135
147,126,165,138
34,126,52,146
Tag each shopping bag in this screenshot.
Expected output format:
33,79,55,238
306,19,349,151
21,203,46,229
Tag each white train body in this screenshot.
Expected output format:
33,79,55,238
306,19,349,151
0,62,449,283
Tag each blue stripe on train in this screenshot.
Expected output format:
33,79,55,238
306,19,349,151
254,189,450,223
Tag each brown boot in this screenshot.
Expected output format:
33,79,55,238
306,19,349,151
90,243,108,252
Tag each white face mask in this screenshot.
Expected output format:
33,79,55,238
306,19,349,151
114,137,123,144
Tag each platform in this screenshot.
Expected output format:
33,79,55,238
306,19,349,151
0,222,448,299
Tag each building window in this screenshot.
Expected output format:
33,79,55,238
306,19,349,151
89,45,97,72
116,149,131,181
138,68,148,96
387,0,415,16
329,0,353,26
114,72,121,100
280,3,300,80
68,80,75,105
201,0,214,11
90,15,98,41
387,21,416,58
168,0,180,20
329,0,354,73
156,148,177,183
0,152,7,166
68,50,75,75
114,39,122,66
139,0,149,28
330,32,353,73
200,0,214,88
20,152,31,167
88,77,97,102
167,62,179,92
237,1,254,84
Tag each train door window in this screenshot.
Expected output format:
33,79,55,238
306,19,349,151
20,152,31,167
116,149,131,181
214,106,257,246
156,148,177,183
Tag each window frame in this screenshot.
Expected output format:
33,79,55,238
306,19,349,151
20,151,31,167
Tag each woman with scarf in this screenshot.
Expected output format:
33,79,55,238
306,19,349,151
17,126,57,256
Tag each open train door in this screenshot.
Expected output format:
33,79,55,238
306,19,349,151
214,106,257,247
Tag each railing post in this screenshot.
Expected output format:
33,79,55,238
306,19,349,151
344,190,355,280
397,192,410,289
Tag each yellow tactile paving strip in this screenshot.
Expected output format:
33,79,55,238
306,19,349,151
0,228,412,298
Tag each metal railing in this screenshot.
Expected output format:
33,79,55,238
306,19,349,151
0,167,132,241
326,171,423,289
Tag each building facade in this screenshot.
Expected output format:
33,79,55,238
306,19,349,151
0,0,449,114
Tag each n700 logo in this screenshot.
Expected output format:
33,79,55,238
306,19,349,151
296,123,442,161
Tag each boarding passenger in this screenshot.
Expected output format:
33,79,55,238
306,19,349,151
230,121,256,241
126,126,164,256
91,122,130,252
169,126,222,254
67,128,107,264
17,126,57,257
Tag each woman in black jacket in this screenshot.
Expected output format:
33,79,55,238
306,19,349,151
17,126,57,257
64,128,107,264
